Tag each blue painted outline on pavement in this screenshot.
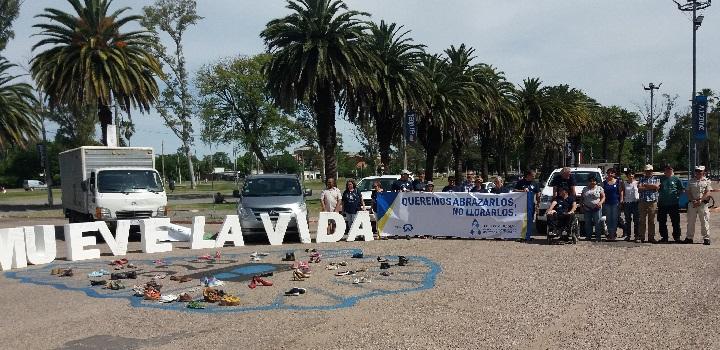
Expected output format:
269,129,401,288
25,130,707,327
3,248,441,314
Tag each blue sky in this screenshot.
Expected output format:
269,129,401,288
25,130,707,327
3,0,719,157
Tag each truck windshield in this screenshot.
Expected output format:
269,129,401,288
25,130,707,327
97,170,164,193
242,178,301,197
357,178,397,192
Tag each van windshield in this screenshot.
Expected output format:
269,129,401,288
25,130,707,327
98,170,164,193
242,178,301,197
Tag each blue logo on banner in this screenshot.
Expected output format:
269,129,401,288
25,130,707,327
694,95,708,141
469,219,480,235
402,224,414,232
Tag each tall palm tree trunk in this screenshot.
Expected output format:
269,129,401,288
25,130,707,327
480,137,490,180
601,135,609,161
522,134,535,169
98,103,113,146
452,136,463,177
314,86,338,180
376,112,394,171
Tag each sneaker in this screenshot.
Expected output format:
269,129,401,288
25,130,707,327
250,256,261,262
633,239,642,243
160,294,178,303
398,256,409,266
282,252,296,261
704,239,711,246
380,262,391,270
248,277,257,289
325,264,338,270
351,252,363,259
380,271,392,276
285,287,307,296
624,236,631,242
377,257,388,263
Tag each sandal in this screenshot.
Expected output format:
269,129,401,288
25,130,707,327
178,293,194,302
187,301,206,309
219,295,241,306
60,269,74,277
105,280,126,290
248,277,257,289
132,285,145,296
203,287,224,303
254,276,273,286
292,270,305,281
160,294,178,303
144,288,161,300
146,280,163,290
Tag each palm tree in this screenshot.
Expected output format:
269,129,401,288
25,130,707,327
30,0,162,146
261,0,377,179
357,20,424,171
615,108,640,165
0,58,40,149
513,78,554,170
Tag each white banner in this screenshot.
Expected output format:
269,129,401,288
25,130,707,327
376,192,529,239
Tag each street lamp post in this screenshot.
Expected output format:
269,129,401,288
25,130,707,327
644,83,661,165
674,0,711,171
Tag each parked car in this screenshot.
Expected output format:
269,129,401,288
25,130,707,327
536,167,605,235
236,174,312,238
23,179,48,191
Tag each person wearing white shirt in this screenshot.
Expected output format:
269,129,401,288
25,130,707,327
622,172,640,242
320,178,342,235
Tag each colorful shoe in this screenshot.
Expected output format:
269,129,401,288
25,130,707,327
144,288,161,300
248,277,257,289
187,301,206,309
255,276,273,286
203,287,224,303
87,271,104,278
214,250,222,260
219,295,241,306
197,254,212,261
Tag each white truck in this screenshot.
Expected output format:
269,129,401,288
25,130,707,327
59,147,167,226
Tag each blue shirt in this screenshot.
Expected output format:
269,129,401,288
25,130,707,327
602,180,622,205
638,176,659,202
553,196,575,214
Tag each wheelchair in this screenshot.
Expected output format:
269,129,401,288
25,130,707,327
546,212,580,244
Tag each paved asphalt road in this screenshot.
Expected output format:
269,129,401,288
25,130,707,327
1,211,720,349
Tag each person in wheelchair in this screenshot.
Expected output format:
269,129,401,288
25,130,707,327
546,187,577,237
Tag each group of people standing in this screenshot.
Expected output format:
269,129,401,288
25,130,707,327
548,165,713,245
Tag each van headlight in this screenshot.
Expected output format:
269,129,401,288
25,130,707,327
95,207,111,219
157,206,168,216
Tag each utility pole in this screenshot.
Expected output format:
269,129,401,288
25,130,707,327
644,82,661,165
37,91,53,206
674,0,711,171
161,140,166,183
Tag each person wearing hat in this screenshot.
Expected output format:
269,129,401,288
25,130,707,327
637,164,660,243
685,165,713,245
657,165,684,243
391,169,413,192
425,181,435,192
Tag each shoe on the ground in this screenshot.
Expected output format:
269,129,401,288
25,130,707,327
682,238,693,244
380,262,391,269
285,287,307,296
351,251,363,259
377,257,388,262
282,252,296,261
704,239,711,245
624,236,631,242
648,238,657,244
398,256,409,266
633,239,642,243
380,271,392,276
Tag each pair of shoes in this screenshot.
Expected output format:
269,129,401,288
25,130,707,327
187,300,206,309
248,276,273,289
203,287,225,303
704,239,711,246
682,238,694,244
90,279,107,286
282,252,296,261
380,262,391,269
293,269,311,281
105,280,126,290
285,287,307,296
170,275,193,283
110,271,137,280
352,276,371,284
201,276,224,287
398,256,409,266
160,294,178,303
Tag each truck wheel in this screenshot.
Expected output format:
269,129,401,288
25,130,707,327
536,221,547,235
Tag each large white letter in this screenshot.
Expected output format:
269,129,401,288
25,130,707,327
261,212,291,245
24,225,57,265
295,210,312,244
215,215,244,247
65,222,103,261
316,212,346,243
0,227,27,270
190,216,215,249
347,211,373,242
111,220,131,256
140,218,173,254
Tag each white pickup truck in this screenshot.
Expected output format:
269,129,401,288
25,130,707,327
59,147,167,227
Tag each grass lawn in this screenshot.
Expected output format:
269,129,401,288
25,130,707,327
0,188,61,200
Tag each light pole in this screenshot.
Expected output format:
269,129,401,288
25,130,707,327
674,0,711,171
644,83,661,165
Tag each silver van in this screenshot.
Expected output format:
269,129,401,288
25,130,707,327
237,174,312,237
23,179,48,191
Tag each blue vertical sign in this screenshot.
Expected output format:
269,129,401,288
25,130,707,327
405,111,417,143
693,95,708,141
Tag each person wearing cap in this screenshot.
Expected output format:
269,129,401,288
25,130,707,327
411,171,428,192
425,181,435,192
638,164,660,243
685,165,713,245
391,169,413,192
657,165,684,243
